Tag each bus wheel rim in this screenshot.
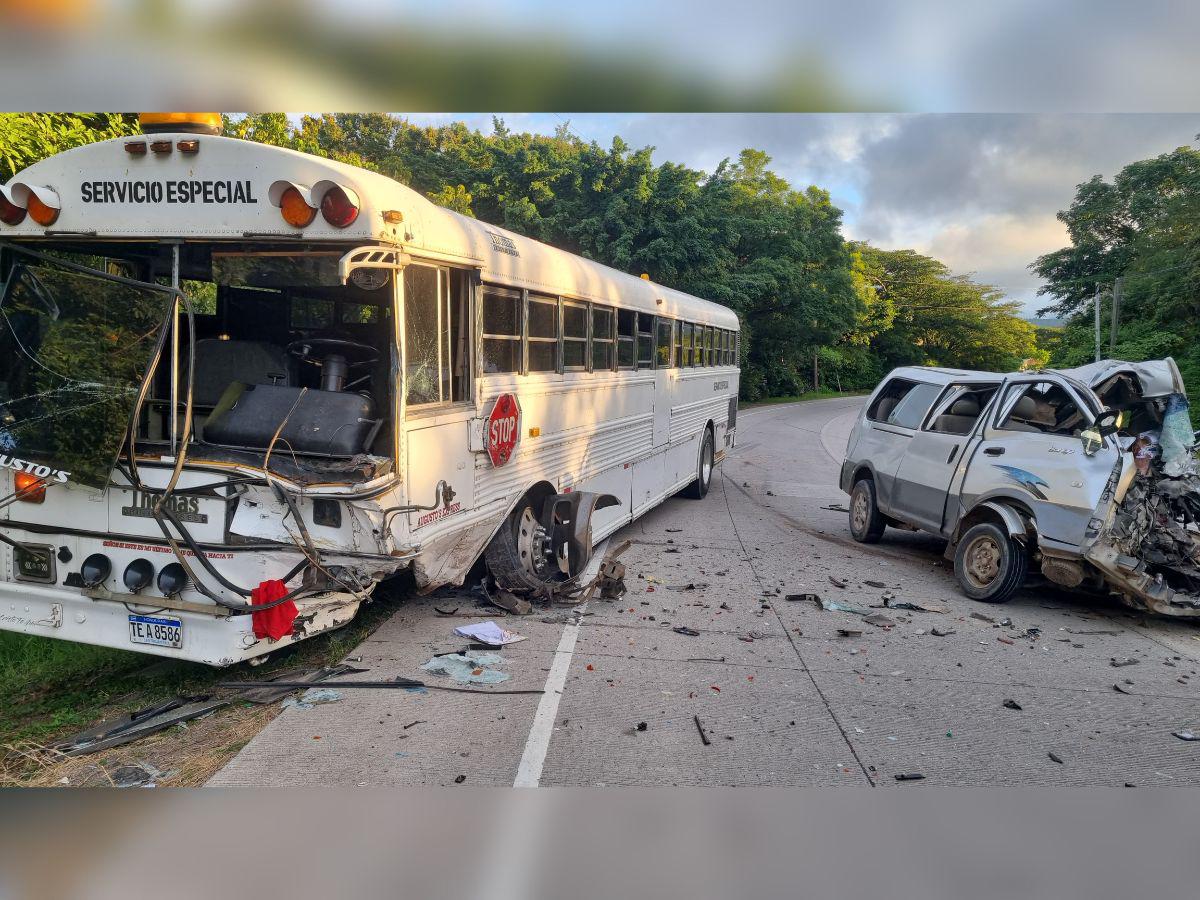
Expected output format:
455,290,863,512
517,506,551,578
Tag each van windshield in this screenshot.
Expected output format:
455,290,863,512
0,260,170,489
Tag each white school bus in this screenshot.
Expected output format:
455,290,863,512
0,114,740,664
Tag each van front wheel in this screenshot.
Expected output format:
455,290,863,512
954,522,1027,603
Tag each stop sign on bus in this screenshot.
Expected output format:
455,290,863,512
486,393,520,467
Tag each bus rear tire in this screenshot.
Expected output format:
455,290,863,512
485,495,559,594
684,428,714,499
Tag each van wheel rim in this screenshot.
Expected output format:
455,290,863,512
851,490,869,532
965,535,1002,587
517,507,551,579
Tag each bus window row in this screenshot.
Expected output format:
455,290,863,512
480,286,739,376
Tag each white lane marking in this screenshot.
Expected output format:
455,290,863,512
513,617,581,787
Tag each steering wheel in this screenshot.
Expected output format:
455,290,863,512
287,338,379,369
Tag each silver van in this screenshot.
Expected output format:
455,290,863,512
839,360,1200,616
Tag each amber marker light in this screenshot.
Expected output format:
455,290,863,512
27,193,59,226
280,186,317,227
14,471,46,504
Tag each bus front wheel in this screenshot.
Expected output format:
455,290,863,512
485,497,559,593
684,428,715,499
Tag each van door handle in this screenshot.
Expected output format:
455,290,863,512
984,447,1005,456
946,445,960,464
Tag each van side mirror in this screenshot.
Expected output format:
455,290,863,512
1095,410,1121,437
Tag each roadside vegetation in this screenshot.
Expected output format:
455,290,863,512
1034,143,1200,426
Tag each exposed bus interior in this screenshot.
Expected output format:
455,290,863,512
1,242,403,486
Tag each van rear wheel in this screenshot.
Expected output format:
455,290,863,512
849,478,886,543
954,522,1027,603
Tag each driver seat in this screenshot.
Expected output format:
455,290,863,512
202,382,380,457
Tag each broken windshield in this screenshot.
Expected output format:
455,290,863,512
0,259,172,489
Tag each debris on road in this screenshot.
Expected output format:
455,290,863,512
1112,684,1132,694
673,626,701,636
404,720,424,730
636,721,648,732
488,589,533,616
422,651,511,685
1173,730,1200,742
837,628,863,637
1048,751,1064,764
453,621,528,646
454,774,466,784
930,627,956,637
882,597,948,613
828,576,849,589
1110,657,1141,667
970,613,995,623
1002,699,1023,710
694,714,712,746
863,580,887,589
863,614,895,628
786,593,820,603
433,606,459,616
894,773,925,781
54,696,228,757
282,688,344,711
111,761,176,788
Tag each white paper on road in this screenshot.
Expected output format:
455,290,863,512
454,621,527,646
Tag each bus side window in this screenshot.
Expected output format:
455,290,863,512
673,319,683,368
527,294,560,373
617,309,636,369
681,322,694,367
404,265,444,405
591,304,614,371
704,326,714,367
655,317,672,368
637,313,654,369
563,300,588,370
481,287,521,375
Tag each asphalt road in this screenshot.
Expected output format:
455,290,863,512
211,397,1200,787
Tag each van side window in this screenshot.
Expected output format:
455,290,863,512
868,379,942,430
927,384,999,435
998,381,1085,436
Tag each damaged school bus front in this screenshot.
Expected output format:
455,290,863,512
1080,359,1200,617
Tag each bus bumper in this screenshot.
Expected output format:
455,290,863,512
0,580,362,666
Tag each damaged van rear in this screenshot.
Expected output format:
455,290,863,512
840,358,1200,617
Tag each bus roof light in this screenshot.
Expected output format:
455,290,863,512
320,185,360,228
139,113,222,135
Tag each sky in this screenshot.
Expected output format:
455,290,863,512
402,113,1200,317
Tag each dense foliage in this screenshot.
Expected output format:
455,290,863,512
1034,143,1199,419
1,112,1043,400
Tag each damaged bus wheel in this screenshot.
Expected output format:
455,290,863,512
954,523,1028,603
485,497,560,593
684,428,715,499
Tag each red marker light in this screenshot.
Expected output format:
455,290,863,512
320,185,359,228
0,193,25,226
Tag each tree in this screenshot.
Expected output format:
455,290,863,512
0,114,139,181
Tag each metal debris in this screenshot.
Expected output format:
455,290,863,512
1002,699,1022,710
894,773,925,781
1110,657,1140,667
1048,751,1064,764
1173,730,1200,741
54,697,228,757
694,714,712,746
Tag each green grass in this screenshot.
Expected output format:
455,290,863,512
742,389,868,408
0,590,405,748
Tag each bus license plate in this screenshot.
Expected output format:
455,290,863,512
128,614,183,649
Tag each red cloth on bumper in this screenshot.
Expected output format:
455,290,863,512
251,579,297,640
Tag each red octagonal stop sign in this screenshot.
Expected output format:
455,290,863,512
486,393,521,467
